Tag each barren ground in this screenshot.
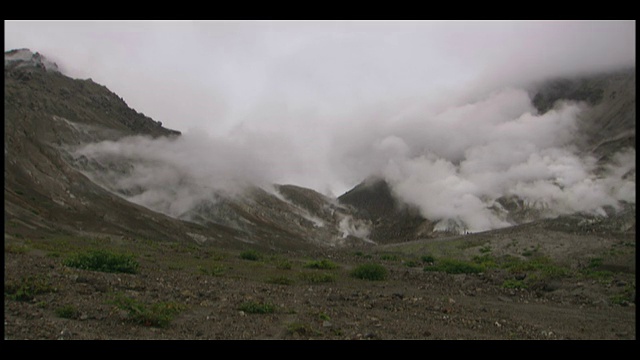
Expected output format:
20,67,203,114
4,221,635,340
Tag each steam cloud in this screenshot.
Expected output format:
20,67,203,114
74,86,635,232
10,21,633,232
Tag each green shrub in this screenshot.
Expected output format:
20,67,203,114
63,249,139,274
55,304,79,319
350,263,387,281
111,295,184,328
303,259,338,270
238,301,275,314
239,250,261,261
5,275,55,301
421,255,435,263
424,258,484,274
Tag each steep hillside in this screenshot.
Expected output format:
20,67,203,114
4,49,248,250
4,49,369,252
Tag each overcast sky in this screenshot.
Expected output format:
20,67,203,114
4,20,636,231
5,21,635,134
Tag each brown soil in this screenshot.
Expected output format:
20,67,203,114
4,222,635,340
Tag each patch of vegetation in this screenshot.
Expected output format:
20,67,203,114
5,243,30,254
55,304,80,319
579,257,613,281
239,250,261,261
421,255,435,263
501,255,568,279
266,275,295,285
472,254,498,269
275,259,293,270
424,258,485,274
479,245,492,254
521,245,541,257
502,279,527,289
63,249,139,274
350,263,388,281
286,322,321,337
609,284,635,306
5,275,55,301
238,301,276,314
303,259,338,270
197,264,226,276
111,295,185,328
379,253,401,261
403,260,421,268
299,272,336,283
353,251,372,259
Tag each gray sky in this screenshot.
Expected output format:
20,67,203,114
5,20,636,231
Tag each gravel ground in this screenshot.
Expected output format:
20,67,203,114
4,225,636,340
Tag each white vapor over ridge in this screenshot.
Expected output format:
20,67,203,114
7,20,635,232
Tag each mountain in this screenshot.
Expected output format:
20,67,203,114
4,49,635,254
4,49,376,252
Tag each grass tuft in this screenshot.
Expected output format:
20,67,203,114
63,249,139,274
238,301,276,314
350,263,388,281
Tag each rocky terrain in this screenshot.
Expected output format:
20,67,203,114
4,49,636,340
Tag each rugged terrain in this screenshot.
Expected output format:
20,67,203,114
4,50,636,340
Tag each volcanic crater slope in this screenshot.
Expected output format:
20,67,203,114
4,50,636,340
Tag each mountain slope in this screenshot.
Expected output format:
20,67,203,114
4,49,370,252
4,50,251,249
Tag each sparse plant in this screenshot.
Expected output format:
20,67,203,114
197,264,226,276
286,322,321,337
424,258,484,274
266,275,295,285
353,251,372,259
275,259,293,270
238,301,275,314
299,272,336,283
421,255,435,264
5,243,29,254
350,263,387,281
63,249,139,274
110,295,185,328
379,253,401,261
403,260,420,268
5,275,55,301
239,250,261,261
502,279,527,289
55,304,79,319
303,259,338,270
